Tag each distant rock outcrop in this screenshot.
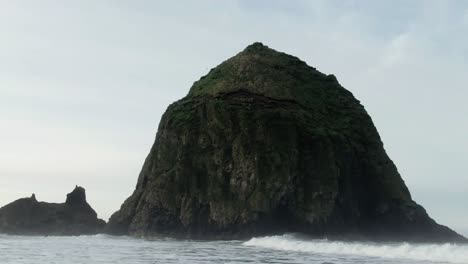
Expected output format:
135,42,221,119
106,42,466,242
0,186,105,235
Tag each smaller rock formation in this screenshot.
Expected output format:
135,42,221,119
0,186,105,235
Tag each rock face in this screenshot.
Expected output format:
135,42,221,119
107,43,466,242
0,186,105,235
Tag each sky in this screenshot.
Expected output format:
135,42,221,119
0,0,467,237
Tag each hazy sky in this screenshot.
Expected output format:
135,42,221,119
1,0,467,236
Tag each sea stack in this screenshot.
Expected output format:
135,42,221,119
0,186,105,235
106,43,466,242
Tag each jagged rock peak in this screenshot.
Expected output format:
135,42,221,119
0,186,105,235
65,186,87,206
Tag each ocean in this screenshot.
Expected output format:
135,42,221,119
0,233,467,264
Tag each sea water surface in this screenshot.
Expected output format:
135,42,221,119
0,233,467,264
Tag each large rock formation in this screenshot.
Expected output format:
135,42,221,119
0,186,105,235
107,43,466,242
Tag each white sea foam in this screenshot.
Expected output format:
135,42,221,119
243,234,468,264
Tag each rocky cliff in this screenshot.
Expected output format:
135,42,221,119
0,186,105,235
106,43,466,242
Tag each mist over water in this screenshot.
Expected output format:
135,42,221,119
0,234,466,264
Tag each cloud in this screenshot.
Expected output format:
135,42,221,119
464,8,468,26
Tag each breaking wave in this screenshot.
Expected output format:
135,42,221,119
243,234,468,263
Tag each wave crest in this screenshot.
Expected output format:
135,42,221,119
243,234,468,263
